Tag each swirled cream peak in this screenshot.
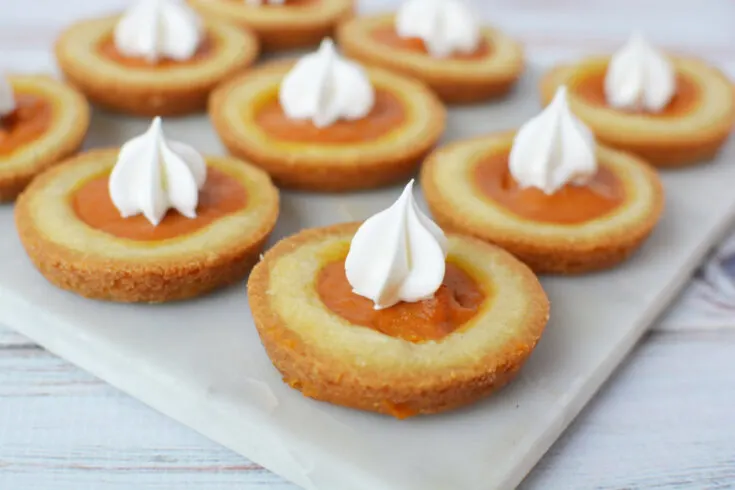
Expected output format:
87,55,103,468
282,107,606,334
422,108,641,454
0,75,15,117
509,86,597,195
396,0,480,58
279,38,374,128
245,0,285,4
114,0,203,63
109,117,207,226
345,180,448,310
604,33,676,113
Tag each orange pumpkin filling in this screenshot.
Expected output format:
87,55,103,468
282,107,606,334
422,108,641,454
317,260,486,343
72,167,247,241
475,150,625,225
571,66,699,116
371,25,492,60
98,34,215,68
0,94,53,156
255,89,406,144
238,0,319,5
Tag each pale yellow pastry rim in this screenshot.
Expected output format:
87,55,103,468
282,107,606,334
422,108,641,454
337,13,524,80
250,223,549,373
55,16,259,91
540,56,735,145
17,149,279,266
1,75,89,176
209,60,446,165
420,132,664,250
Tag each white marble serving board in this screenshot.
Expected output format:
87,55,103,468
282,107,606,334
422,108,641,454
1,66,734,490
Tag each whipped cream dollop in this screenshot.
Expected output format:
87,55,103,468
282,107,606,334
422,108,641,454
396,0,481,58
114,0,203,63
279,38,374,128
509,86,597,195
0,75,15,117
109,117,207,226
345,180,448,310
604,33,676,113
245,0,285,5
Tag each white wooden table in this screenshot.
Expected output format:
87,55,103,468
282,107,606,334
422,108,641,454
2,0,735,488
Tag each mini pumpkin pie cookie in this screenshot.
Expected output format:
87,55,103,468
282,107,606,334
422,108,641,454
540,33,735,167
189,0,354,52
55,0,259,117
16,118,279,303
249,182,549,418
336,0,524,104
421,87,665,274
0,74,89,201
210,39,445,191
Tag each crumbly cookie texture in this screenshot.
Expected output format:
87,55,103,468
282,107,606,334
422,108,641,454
209,61,446,192
16,149,279,303
189,0,355,52
337,14,524,104
420,134,665,274
55,17,259,116
540,57,735,168
0,75,89,202
248,223,549,418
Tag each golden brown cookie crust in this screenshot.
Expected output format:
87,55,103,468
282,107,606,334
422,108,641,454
540,57,735,168
16,149,279,303
248,223,549,418
55,16,259,117
189,0,354,51
0,75,89,202
209,60,446,192
337,14,524,104
420,132,665,274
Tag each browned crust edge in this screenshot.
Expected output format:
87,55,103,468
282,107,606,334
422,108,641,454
430,211,660,274
15,150,280,303
209,120,438,192
208,62,447,192
57,73,213,118
0,79,90,202
207,3,353,51
54,21,260,117
0,139,85,202
190,0,355,52
253,15,353,52
336,17,524,104
539,64,735,168
247,223,550,418
587,125,731,169
420,141,666,275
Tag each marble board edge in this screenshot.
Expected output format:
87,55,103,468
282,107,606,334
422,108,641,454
3,194,735,490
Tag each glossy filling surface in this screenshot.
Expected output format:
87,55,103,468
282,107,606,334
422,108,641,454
0,94,53,156
474,151,625,225
236,0,319,6
254,89,406,144
317,259,486,343
371,25,492,60
72,167,247,241
98,34,215,68
571,66,698,116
